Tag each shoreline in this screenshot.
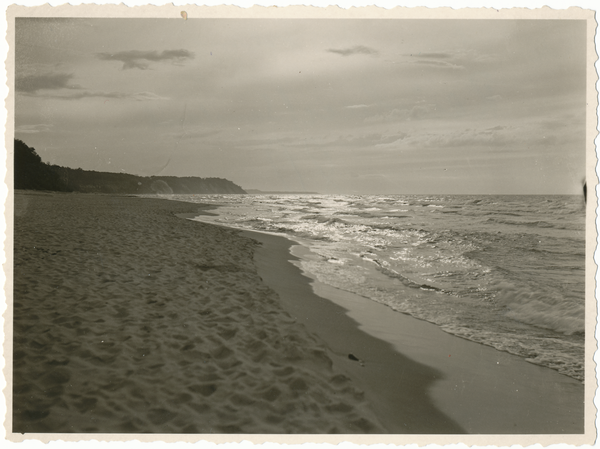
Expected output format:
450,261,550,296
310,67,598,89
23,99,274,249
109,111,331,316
10,191,588,439
235,227,585,434
241,229,465,434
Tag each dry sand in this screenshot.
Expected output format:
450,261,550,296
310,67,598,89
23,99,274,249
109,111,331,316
11,191,384,433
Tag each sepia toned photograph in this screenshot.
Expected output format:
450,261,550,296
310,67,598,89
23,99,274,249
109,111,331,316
5,4,597,445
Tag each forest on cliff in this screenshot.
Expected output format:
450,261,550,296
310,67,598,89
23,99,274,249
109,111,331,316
13,139,246,195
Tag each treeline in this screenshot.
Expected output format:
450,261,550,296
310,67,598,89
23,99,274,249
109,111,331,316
14,139,69,191
14,139,246,195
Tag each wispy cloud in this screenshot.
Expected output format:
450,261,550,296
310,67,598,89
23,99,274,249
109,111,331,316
129,91,168,101
15,123,53,134
416,52,453,59
327,45,378,57
346,104,370,109
365,103,437,123
338,132,408,147
40,90,168,101
16,68,167,101
394,49,493,70
96,49,195,70
16,72,80,93
398,127,514,149
411,59,465,70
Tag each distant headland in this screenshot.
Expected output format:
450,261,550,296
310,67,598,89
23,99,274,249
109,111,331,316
245,189,320,195
13,139,246,195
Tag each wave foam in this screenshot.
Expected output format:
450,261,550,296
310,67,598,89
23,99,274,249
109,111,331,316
494,282,584,335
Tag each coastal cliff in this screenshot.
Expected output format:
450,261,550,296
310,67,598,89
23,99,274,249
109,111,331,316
14,139,246,194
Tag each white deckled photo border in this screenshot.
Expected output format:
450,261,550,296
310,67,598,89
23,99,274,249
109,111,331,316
2,1,598,448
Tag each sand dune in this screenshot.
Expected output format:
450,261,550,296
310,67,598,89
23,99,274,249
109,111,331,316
12,192,383,433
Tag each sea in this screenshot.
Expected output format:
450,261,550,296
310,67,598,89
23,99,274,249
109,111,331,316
164,193,586,382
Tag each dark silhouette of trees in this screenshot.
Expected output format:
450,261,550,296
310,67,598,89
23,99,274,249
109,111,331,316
14,139,246,194
14,139,69,191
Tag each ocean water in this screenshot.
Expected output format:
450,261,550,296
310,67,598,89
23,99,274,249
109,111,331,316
166,194,586,382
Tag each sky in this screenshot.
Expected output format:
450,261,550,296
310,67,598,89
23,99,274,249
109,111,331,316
14,18,588,194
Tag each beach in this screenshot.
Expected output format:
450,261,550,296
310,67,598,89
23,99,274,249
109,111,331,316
10,191,586,438
11,191,383,434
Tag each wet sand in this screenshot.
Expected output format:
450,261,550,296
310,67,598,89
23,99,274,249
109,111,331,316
244,231,585,436
244,229,464,434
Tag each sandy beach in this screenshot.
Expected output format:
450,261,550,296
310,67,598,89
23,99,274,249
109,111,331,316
10,191,586,437
11,191,384,434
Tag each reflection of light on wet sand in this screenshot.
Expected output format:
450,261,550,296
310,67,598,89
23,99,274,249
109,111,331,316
287,243,584,435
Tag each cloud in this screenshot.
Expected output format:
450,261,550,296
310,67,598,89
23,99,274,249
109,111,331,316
162,128,223,140
365,109,407,123
365,103,437,123
15,123,53,134
335,132,408,147
129,91,168,101
486,95,503,101
346,104,370,109
397,127,514,149
391,121,582,152
327,45,378,57
416,52,453,59
15,67,167,101
96,49,195,70
538,118,570,130
411,59,465,70
34,90,168,101
395,49,493,70
352,173,388,180
410,104,436,119
280,131,409,150
16,72,79,93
